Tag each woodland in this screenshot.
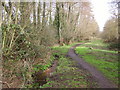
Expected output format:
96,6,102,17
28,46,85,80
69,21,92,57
0,0,119,88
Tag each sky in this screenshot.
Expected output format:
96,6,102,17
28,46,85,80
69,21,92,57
90,0,112,31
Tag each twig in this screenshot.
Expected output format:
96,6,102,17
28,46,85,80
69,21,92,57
0,81,10,88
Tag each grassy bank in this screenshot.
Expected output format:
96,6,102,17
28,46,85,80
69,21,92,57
40,45,97,88
75,40,118,85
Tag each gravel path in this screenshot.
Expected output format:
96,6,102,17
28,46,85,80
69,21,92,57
68,43,117,88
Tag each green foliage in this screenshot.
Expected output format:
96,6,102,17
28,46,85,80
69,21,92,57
26,83,40,88
33,64,50,72
2,23,53,88
2,24,51,60
108,42,120,50
32,45,50,58
1,24,20,31
39,81,53,88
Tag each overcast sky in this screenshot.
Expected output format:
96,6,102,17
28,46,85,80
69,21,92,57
90,0,112,31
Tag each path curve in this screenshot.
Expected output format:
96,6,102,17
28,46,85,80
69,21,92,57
68,43,117,88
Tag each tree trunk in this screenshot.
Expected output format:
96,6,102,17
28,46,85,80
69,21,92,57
42,2,46,30
33,2,36,28
56,3,62,45
49,2,52,25
37,1,41,27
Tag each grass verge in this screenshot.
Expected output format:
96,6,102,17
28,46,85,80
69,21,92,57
75,40,118,85
40,45,97,88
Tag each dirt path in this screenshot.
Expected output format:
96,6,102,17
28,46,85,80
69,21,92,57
68,43,117,88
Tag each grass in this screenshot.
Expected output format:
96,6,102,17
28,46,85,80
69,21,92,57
75,40,118,85
40,45,97,88
80,39,109,50
30,39,118,88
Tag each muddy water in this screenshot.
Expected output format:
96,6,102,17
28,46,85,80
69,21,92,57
32,60,58,86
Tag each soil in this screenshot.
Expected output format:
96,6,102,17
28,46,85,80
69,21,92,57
67,43,117,88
